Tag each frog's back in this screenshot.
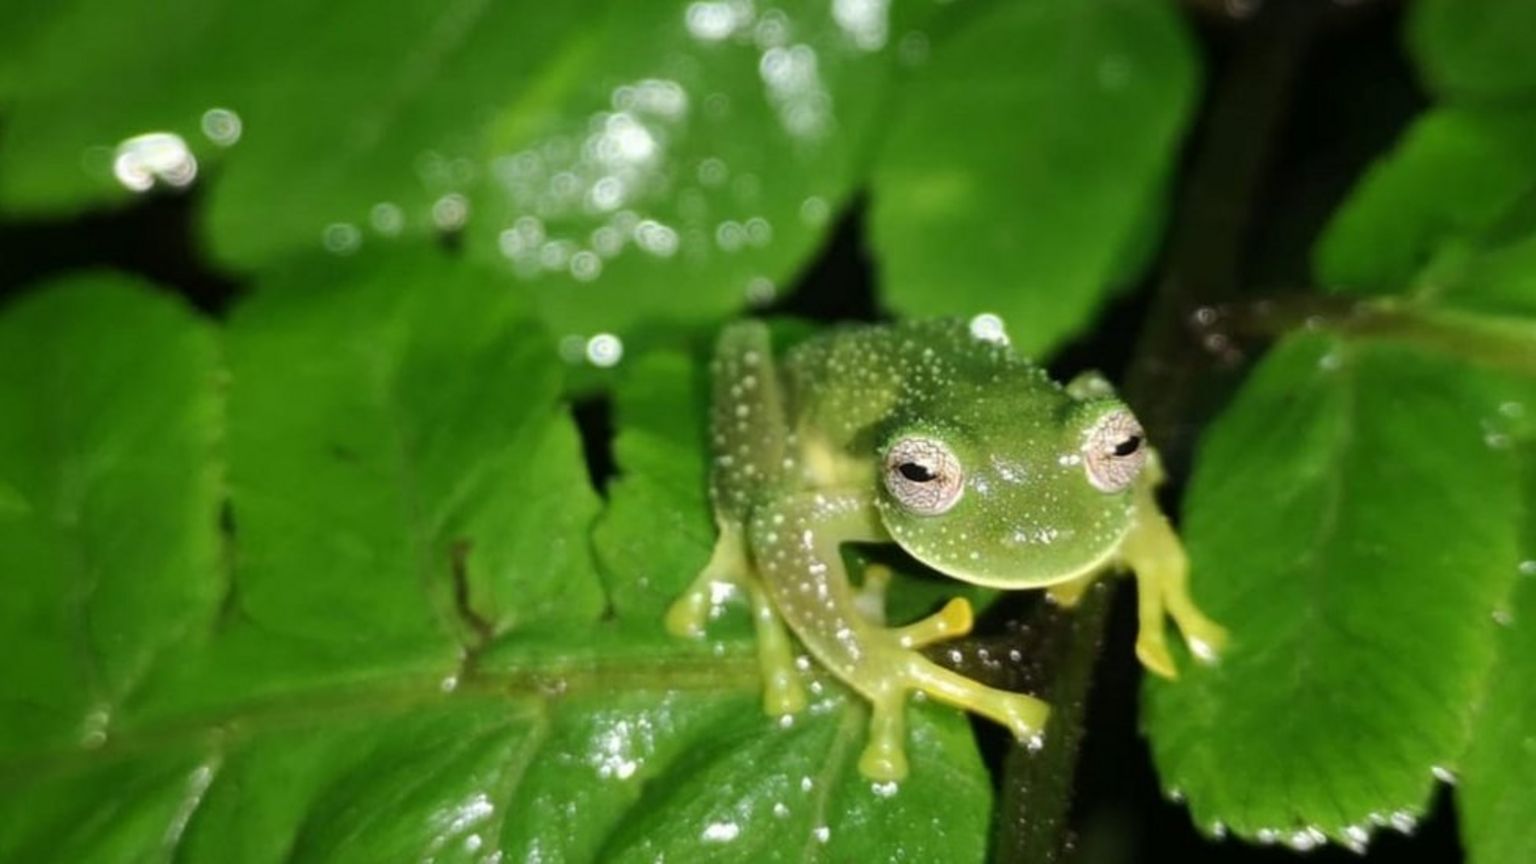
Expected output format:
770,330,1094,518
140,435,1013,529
783,319,1054,449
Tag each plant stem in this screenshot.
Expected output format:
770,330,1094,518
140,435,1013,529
988,2,1329,860
1200,293,1536,377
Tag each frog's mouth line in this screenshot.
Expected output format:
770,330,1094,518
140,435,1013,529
892,521,1131,590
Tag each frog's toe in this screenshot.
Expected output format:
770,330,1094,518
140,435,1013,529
663,590,711,639
762,670,808,716
1176,609,1229,664
1135,631,1178,680
858,738,909,783
996,692,1050,744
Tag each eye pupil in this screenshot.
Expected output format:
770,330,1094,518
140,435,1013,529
1112,435,1142,458
898,462,936,482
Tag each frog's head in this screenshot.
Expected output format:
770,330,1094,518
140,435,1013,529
873,381,1147,588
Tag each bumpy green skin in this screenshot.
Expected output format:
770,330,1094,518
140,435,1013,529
784,319,1136,586
666,319,1224,782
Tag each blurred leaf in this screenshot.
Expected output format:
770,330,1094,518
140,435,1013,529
0,257,992,861
1144,332,1534,849
868,0,1197,356
0,1,940,342
1408,0,1536,102
1314,108,1536,295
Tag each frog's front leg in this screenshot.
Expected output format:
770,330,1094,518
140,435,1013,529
851,563,974,647
751,490,1048,781
1121,463,1228,678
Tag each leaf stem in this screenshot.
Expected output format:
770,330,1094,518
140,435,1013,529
1197,293,1536,377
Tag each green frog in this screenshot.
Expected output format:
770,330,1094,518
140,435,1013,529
666,319,1225,781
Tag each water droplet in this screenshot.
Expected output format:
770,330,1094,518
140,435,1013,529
800,195,830,226
701,821,740,842
698,157,728,187
686,0,753,42
370,202,405,236
1284,827,1326,851
113,132,197,192
634,219,680,256
968,313,1009,345
716,220,747,252
432,193,469,230
570,250,603,282
745,276,776,306
199,107,242,147
833,0,890,51
871,780,899,798
322,222,362,255
586,333,624,368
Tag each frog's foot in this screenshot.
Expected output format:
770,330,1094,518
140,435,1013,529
894,597,973,649
1122,480,1228,679
858,688,910,781
745,577,808,716
854,650,1049,781
665,523,749,639
903,654,1049,745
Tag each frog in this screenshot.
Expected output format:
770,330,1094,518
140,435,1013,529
665,318,1226,781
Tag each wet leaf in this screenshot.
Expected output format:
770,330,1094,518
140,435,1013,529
1144,332,1533,849
0,274,222,757
869,0,1196,356
0,1,931,342
0,258,991,862
1458,492,1536,864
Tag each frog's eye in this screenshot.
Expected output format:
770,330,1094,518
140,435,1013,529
1082,409,1147,493
883,437,965,515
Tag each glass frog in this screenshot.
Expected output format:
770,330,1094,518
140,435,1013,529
665,319,1226,781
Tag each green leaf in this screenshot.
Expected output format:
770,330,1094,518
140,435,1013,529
0,1,933,341
0,273,221,758
1314,107,1536,296
869,0,1197,356
1458,491,1536,864
1144,332,1531,849
1408,0,1536,102
0,259,993,861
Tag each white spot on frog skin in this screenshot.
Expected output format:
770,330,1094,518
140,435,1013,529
701,821,740,842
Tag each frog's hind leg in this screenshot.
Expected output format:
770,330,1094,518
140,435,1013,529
666,322,806,715
664,523,750,640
